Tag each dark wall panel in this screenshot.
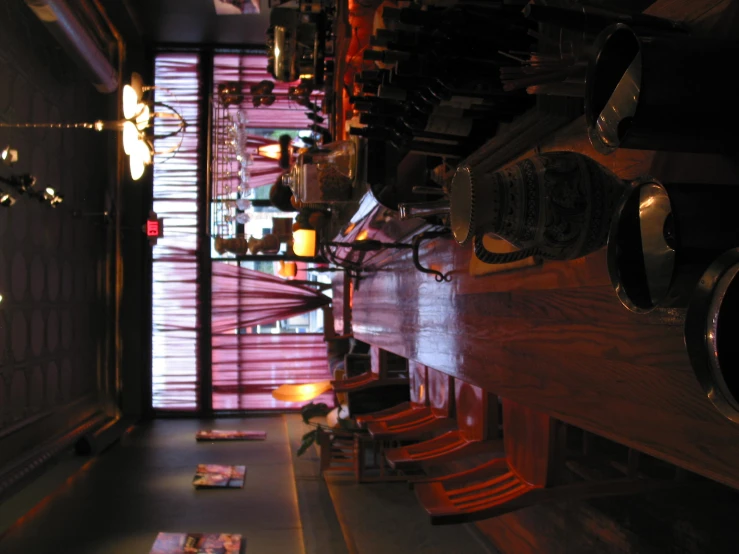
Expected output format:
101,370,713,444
128,0,270,46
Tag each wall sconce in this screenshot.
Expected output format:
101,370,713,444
29,186,64,208
0,72,187,181
1,146,18,166
0,193,16,207
0,173,62,208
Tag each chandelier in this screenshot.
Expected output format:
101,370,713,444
0,72,187,181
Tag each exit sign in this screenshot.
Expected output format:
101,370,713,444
143,210,164,246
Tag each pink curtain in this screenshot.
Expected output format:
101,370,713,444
152,53,202,411
151,52,334,412
210,261,334,410
212,333,334,411
211,261,331,333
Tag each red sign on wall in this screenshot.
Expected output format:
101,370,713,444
143,211,164,245
146,220,160,237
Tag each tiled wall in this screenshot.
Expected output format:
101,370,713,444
0,0,113,463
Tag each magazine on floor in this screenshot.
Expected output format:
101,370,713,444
149,532,243,554
192,464,246,488
195,430,266,441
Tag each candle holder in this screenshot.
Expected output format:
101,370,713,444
293,228,452,282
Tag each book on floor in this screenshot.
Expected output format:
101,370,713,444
192,464,246,489
149,532,243,554
196,430,267,441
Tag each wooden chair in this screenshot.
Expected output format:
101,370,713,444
331,345,409,393
317,426,360,480
414,398,674,525
385,378,502,470
316,426,406,483
354,360,429,428
366,367,456,441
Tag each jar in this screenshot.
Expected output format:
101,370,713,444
285,141,356,204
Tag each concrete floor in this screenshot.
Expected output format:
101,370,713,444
0,416,503,554
0,417,306,554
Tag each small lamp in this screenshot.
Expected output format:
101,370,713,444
278,260,298,278
293,228,318,257
271,381,333,403
257,143,282,160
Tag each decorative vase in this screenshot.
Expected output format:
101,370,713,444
450,151,627,264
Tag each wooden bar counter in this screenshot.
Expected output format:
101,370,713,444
340,0,739,491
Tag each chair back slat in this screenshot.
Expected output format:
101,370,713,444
409,361,428,405
371,346,408,377
502,398,555,487
427,367,454,416
453,379,494,441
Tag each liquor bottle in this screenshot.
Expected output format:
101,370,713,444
354,70,382,85
359,112,470,144
382,6,528,34
522,4,685,33
377,84,504,115
363,48,416,66
348,126,466,158
353,104,495,158
375,23,530,58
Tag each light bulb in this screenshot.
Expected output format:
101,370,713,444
130,154,145,181
122,121,139,155
129,140,151,181
122,84,140,119
135,104,150,131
